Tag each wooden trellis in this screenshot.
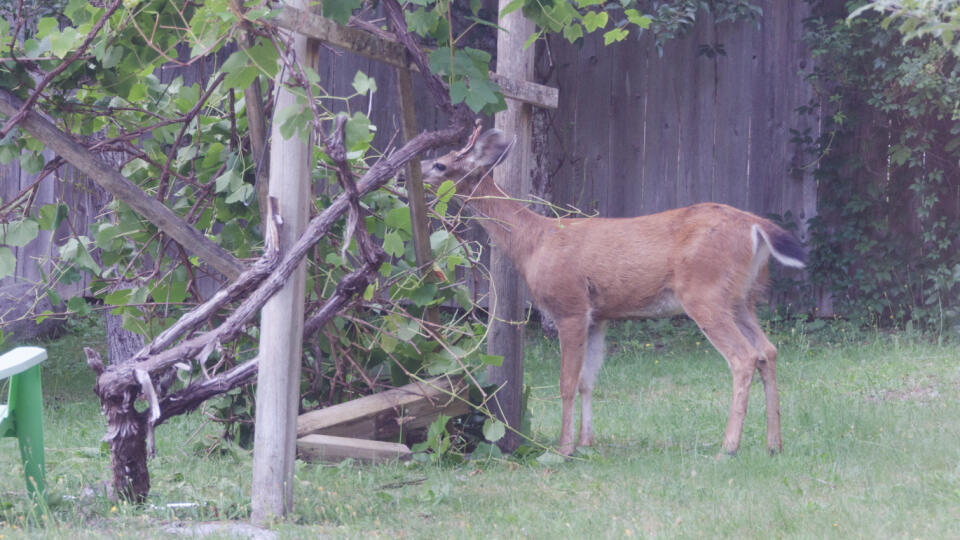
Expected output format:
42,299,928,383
253,1,558,520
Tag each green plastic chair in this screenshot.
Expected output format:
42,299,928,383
0,346,46,497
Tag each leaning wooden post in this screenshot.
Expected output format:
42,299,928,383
488,2,536,452
250,0,310,523
396,66,439,325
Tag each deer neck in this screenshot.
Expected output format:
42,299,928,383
462,175,546,273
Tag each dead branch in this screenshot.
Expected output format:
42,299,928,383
92,122,466,416
0,88,247,280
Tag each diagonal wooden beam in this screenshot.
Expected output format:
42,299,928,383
0,89,246,281
273,6,559,110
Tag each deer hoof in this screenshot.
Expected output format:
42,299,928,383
715,450,737,461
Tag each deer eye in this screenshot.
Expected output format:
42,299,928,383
433,163,446,172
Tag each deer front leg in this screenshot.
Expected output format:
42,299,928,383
556,316,588,456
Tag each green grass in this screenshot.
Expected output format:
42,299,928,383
2,318,959,538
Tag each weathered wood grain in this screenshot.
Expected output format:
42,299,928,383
297,434,412,464
296,376,470,441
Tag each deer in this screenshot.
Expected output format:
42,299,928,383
421,127,806,457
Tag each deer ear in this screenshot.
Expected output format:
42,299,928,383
471,129,511,168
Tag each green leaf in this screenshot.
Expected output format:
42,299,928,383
582,11,609,33
406,7,440,36
385,207,412,234
38,204,68,231
482,417,506,442
449,80,469,105
395,318,419,342
67,295,89,314
50,27,81,58
102,45,124,69
563,22,584,42
429,229,451,252
523,31,539,51
409,282,437,307
382,230,406,258
890,144,912,166
0,247,14,279
104,288,132,306
0,220,39,247
378,332,397,353
946,136,960,153
437,180,456,202
94,223,121,248
244,41,279,78
479,353,502,366
21,152,44,174
536,452,566,465
428,47,453,76
344,112,374,152
499,0,525,19
625,9,652,29
58,236,100,273
225,183,253,204
544,1,577,31
351,71,377,96
121,309,148,334
223,66,259,91
603,27,629,45
214,169,240,193
127,82,147,102
0,144,16,165
323,0,364,25
151,277,187,304
463,78,499,113
36,17,59,39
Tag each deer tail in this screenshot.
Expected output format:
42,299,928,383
751,222,806,269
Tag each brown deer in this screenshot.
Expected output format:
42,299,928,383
422,128,805,456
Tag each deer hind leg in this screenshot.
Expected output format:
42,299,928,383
556,315,589,456
734,302,782,454
681,298,760,455
578,320,607,447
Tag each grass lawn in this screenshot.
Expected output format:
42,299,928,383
2,318,959,538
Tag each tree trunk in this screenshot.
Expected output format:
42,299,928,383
85,347,150,502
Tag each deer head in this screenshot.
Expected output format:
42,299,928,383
421,128,512,195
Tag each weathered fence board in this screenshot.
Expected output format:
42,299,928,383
542,1,817,236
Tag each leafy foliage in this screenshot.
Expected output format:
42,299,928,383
0,0,500,448
797,1,960,335
503,0,760,54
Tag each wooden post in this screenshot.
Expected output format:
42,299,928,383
250,0,310,524
487,2,536,452
396,66,439,324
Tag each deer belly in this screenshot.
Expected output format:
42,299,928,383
597,289,684,320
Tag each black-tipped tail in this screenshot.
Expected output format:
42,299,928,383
753,223,806,268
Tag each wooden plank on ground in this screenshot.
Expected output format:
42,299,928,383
297,434,412,464
296,376,471,440
273,6,559,109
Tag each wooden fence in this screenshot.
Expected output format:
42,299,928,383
539,1,817,234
